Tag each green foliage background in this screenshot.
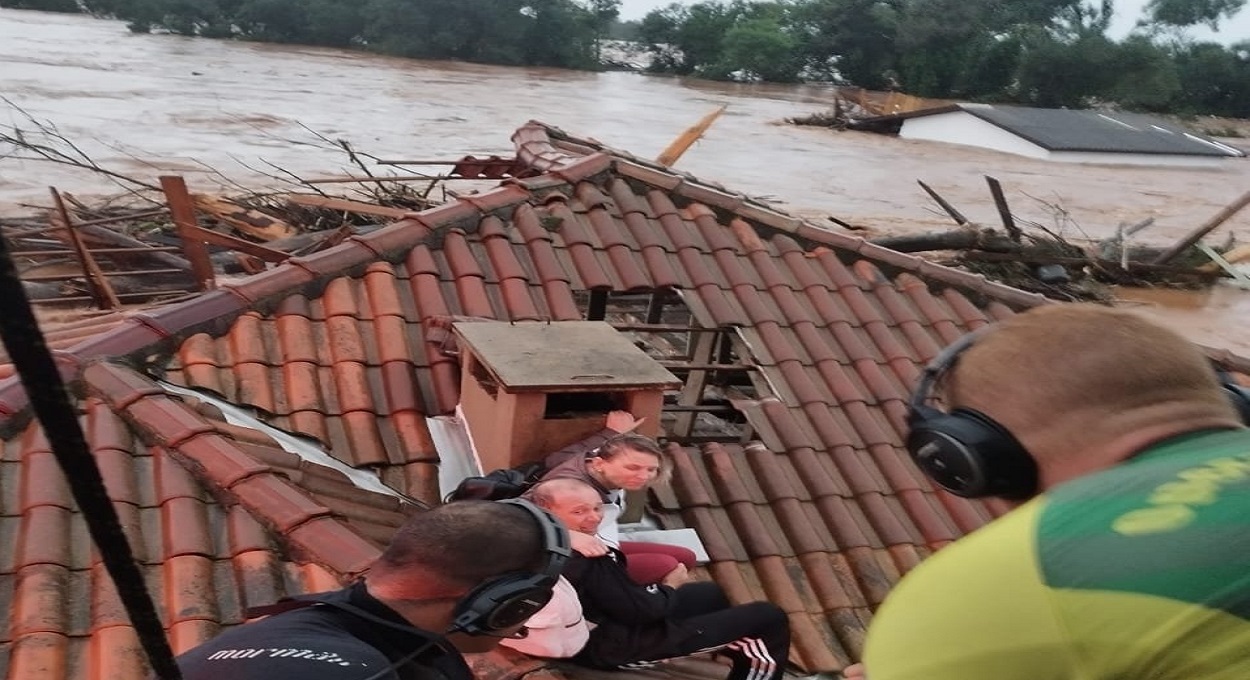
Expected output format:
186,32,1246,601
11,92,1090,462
4,0,1250,117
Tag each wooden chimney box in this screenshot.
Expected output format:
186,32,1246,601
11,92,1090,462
453,321,680,473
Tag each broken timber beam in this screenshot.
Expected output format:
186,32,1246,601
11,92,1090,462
50,188,120,310
1153,189,1250,265
869,229,1020,254
179,223,291,263
161,176,216,292
192,194,296,241
985,176,1023,242
918,180,970,225
284,194,411,220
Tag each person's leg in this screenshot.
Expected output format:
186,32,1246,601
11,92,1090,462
622,552,679,585
668,581,731,619
614,598,790,680
619,541,698,567
620,541,699,584
667,601,791,680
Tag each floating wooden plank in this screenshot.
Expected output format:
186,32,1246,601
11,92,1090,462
192,193,297,241
1153,189,1250,265
284,194,411,219
657,104,728,167
1198,243,1250,272
1196,243,1250,289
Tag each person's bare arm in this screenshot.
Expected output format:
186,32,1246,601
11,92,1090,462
605,410,645,433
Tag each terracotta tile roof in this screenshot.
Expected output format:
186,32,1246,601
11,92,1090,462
0,380,394,677
2,120,1247,679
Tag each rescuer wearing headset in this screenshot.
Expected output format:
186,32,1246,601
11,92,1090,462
847,303,1250,680
172,499,570,680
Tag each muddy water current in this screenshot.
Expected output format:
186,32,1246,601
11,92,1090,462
3,8,1249,352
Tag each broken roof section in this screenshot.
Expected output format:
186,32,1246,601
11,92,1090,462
8,120,1244,678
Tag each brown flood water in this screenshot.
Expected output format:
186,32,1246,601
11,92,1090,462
3,8,1249,353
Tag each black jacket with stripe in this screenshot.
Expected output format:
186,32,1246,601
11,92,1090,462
564,548,687,667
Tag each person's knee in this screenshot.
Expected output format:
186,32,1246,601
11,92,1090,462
739,601,789,629
626,553,679,585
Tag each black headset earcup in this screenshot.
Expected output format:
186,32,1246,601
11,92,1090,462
449,574,555,636
1221,380,1250,425
906,407,1037,499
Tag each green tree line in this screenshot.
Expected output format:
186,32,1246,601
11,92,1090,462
3,0,621,70
638,0,1250,117
5,0,1249,117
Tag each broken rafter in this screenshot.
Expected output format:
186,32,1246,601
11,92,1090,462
161,176,216,292
178,223,290,263
50,187,120,310
284,194,411,219
374,159,519,166
192,194,296,241
301,174,458,184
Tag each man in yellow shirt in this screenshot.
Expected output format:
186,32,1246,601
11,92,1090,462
851,304,1250,679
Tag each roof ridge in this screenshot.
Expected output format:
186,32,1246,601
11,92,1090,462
517,121,1056,308
81,361,382,578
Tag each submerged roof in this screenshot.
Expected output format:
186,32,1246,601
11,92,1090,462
864,103,1246,157
5,121,1248,679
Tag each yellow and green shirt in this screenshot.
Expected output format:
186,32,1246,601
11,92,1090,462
863,429,1250,679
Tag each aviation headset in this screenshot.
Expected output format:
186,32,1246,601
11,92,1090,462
906,327,1250,500
447,497,572,636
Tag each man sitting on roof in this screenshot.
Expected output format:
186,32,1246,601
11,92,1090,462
526,477,792,680
170,499,569,680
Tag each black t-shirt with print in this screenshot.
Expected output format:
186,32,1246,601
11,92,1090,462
173,583,471,680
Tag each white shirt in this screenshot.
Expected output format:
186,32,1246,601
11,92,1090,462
499,576,589,658
598,489,625,547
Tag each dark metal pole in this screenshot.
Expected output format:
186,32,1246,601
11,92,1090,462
0,233,182,679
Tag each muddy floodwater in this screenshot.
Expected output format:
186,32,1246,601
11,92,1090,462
3,8,1249,353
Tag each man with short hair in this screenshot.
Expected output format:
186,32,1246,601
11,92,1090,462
172,499,567,680
850,304,1250,679
527,477,792,680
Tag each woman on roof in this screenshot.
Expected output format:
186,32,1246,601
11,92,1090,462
542,410,698,586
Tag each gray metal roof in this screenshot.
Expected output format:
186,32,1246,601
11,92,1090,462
869,103,1245,157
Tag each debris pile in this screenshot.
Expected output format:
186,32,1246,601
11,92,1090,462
1,117,530,309
854,177,1250,302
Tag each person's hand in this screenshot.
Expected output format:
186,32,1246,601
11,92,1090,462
605,410,644,433
660,563,692,588
841,663,867,680
570,531,609,557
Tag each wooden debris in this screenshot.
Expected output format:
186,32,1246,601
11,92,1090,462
192,193,297,241
162,176,217,291
657,105,728,167
917,180,970,225
1153,189,1250,265
284,194,411,219
50,188,120,309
